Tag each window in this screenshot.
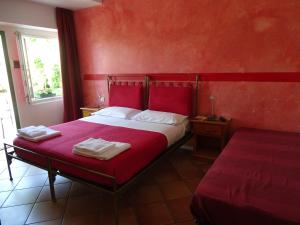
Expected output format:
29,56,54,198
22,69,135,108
17,32,62,103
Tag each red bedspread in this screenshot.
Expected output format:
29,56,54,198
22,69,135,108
14,120,168,186
191,128,300,225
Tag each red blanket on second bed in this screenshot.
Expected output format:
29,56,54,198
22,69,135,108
14,120,168,186
191,128,300,225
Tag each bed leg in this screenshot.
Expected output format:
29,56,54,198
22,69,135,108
113,193,119,225
48,170,56,202
4,144,13,181
195,217,212,225
47,160,56,202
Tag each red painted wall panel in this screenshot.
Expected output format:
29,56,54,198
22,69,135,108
74,0,300,133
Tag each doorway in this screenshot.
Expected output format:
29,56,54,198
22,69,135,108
0,31,20,147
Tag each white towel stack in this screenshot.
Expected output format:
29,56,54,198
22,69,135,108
17,125,61,142
18,125,47,137
73,138,131,160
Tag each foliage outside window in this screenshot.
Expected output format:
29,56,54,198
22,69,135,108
18,34,62,102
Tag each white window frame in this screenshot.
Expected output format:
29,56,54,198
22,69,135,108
16,29,62,104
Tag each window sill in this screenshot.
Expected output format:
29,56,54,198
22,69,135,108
29,96,63,105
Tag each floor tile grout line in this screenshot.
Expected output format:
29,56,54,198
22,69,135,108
135,156,183,225
1,192,35,224
167,151,207,193
14,172,48,191
166,151,212,225
155,180,177,225
23,171,48,177
1,187,43,208
157,152,199,224
24,179,68,225
0,165,30,180
26,219,58,225
3,183,46,192
0,166,25,206
1,163,45,224
25,216,61,225
60,180,74,225
132,149,198,225
165,154,195,191
0,202,35,224
130,191,142,225
35,182,71,203
129,166,172,225
169,154,203,194
0,190,11,208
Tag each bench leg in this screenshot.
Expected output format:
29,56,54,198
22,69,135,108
4,144,13,181
47,160,56,202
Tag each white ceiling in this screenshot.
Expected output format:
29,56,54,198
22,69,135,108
26,0,102,10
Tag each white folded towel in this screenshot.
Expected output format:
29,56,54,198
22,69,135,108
18,125,47,137
73,138,115,154
96,142,131,160
17,126,61,142
73,138,131,160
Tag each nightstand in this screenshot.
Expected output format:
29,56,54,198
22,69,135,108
80,107,101,117
190,117,231,153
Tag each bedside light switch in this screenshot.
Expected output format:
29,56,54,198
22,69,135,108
13,60,20,69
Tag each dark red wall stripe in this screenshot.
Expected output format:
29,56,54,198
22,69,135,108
200,73,300,82
84,74,107,80
84,73,300,82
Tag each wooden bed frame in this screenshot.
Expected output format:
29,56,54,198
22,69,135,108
3,74,199,225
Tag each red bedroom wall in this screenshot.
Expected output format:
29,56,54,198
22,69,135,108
74,0,300,133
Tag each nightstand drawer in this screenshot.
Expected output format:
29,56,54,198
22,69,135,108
193,123,223,136
190,117,231,151
82,111,92,117
80,107,101,118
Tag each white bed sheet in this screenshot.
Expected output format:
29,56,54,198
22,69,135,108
80,115,189,146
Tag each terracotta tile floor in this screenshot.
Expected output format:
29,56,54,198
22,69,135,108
0,149,212,225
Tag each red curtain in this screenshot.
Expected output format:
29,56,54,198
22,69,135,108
56,8,83,122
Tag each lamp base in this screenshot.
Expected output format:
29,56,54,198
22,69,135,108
207,114,217,121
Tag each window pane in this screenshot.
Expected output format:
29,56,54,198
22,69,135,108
23,36,62,101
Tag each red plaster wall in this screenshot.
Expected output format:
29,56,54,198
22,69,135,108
74,0,300,133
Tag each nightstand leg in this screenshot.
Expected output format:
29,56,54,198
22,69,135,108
220,138,225,150
193,135,198,151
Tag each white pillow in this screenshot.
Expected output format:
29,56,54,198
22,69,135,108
92,107,141,119
131,110,187,125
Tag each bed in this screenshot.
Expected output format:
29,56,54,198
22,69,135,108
191,128,300,225
13,115,189,187
4,74,199,225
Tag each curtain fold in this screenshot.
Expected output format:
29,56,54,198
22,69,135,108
56,8,83,122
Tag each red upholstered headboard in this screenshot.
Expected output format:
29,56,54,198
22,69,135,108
106,74,199,114
148,85,193,116
148,75,199,116
108,76,146,110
